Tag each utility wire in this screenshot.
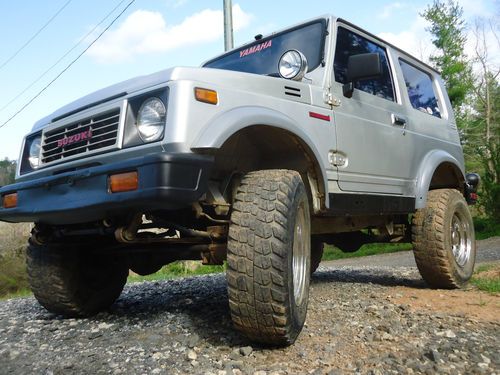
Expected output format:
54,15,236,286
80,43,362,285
0,0,74,71
0,0,128,114
0,0,136,130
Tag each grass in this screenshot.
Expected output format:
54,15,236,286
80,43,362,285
471,263,500,294
127,261,225,283
473,217,500,240
322,242,412,261
0,289,32,301
0,215,498,298
0,222,31,299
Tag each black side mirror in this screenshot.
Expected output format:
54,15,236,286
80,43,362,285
342,53,383,98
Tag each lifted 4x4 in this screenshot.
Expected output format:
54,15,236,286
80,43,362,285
0,15,479,345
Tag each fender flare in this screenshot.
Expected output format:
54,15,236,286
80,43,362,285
192,105,330,208
415,149,465,209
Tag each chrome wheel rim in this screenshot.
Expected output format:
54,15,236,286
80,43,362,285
451,212,472,267
292,202,309,306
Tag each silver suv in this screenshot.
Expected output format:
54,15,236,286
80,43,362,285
0,15,479,345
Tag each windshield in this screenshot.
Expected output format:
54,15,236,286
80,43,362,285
204,20,326,76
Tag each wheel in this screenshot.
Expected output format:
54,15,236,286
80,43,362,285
412,189,476,289
310,239,324,275
26,241,128,317
227,170,311,346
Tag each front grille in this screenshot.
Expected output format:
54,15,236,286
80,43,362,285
41,109,121,164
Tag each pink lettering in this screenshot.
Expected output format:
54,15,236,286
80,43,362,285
56,129,93,149
239,39,273,58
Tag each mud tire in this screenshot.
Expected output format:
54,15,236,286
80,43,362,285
227,170,311,346
27,242,128,317
412,189,476,289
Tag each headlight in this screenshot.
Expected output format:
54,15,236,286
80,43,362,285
136,97,166,142
278,50,308,81
28,136,41,169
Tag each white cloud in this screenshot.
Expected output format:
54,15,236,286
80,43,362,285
377,0,499,65
378,17,435,62
378,2,406,20
457,0,491,18
88,4,252,63
170,0,188,8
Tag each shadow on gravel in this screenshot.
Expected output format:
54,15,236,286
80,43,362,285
6,267,430,351
110,275,253,348
312,268,427,289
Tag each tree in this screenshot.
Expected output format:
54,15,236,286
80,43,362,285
467,19,500,220
0,158,16,186
421,0,473,111
422,1,500,220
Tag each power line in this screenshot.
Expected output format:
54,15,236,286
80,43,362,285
0,0,136,130
0,0,74,71
0,0,128,114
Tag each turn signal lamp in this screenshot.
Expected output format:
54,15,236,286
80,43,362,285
194,87,218,105
2,193,18,209
109,172,138,193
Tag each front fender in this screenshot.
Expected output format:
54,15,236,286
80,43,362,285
415,149,465,209
191,105,330,208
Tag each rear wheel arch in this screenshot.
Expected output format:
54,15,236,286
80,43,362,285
415,151,465,209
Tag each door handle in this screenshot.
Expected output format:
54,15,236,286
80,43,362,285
391,114,407,127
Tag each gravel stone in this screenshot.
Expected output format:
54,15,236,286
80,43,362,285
0,251,498,375
239,346,253,356
187,350,198,361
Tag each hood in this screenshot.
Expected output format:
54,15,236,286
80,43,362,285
32,66,311,132
32,67,176,131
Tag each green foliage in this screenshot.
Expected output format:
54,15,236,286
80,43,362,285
473,217,500,240
421,0,472,110
463,71,500,220
422,2,499,221
476,78,500,220
0,158,16,186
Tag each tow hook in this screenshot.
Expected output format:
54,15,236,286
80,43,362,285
114,214,143,243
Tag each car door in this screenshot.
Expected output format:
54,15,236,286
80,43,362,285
331,25,415,197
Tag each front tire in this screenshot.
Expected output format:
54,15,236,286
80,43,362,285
412,189,476,289
27,242,128,317
227,170,311,346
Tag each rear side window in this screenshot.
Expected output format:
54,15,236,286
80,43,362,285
399,60,441,118
334,26,395,101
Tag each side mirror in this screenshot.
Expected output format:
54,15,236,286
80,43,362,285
342,53,382,98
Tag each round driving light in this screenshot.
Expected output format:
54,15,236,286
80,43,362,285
137,97,166,142
28,136,41,169
278,50,308,81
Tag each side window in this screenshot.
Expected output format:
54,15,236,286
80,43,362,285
399,60,441,118
334,26,395,101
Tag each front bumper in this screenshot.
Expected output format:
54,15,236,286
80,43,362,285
0,153,213,225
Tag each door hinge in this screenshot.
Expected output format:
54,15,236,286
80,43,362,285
325,92,341,107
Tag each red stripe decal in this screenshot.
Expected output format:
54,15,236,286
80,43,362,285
309,111,331,121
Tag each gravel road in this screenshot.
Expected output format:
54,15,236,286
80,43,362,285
323,236,500,268
0,239,498,375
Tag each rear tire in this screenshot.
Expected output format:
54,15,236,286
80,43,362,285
310,239,324,275
227,170,311,346
27,242,128,317
412,189,476,289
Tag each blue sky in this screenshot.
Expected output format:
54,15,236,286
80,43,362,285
0,0,497,160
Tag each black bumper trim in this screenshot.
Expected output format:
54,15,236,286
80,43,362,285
0,153,214,225
328,193,415,216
